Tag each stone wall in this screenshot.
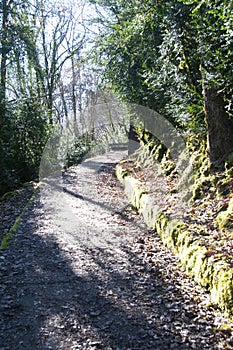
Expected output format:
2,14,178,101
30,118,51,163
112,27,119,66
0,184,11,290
116,164,233,319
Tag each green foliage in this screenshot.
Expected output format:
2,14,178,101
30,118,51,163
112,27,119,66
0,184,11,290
215,198,233,232
90,0,233,135
14,97,51,179
66,133,93,167
91,0,163,108
0,96,51,195
0,0,85,194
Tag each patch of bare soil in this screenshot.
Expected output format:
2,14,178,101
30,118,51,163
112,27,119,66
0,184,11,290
0,151,232,350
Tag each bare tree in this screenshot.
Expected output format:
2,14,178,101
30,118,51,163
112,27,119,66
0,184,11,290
32,0,85,123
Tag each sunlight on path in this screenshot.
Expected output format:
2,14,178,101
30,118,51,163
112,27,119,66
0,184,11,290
39,150,134,248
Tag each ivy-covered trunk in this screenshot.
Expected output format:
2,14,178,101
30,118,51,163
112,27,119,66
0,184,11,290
203,85,233,166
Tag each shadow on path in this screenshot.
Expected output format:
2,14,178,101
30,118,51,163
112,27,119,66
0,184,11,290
0,151,228,349
0,196,225,350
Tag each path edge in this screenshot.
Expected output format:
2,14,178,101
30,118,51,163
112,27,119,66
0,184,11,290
116,164,233,320
0,184,40,250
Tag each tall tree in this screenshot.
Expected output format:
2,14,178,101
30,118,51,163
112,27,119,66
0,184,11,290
90,0,233,165
32,0,85,123
187,0,233,165
0,0,87,194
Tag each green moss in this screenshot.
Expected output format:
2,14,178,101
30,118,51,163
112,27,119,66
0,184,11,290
0,184,40,250
192,252,209,285
215,197,233,232
189,136,232,202
226,166,233,177
176,230,194,256
0,191,15,201
200,258,214,288
184,245,202,272
1,220,20,250
211,264,233,314
155,212,169,237
168,220,184,249
160,158,175,175
116,157,233,318
152,143,166,162
187,136,214,201
216,176,233,197
154,214,190,255
134,139,167,168
116,165,128,184
192,176,213,200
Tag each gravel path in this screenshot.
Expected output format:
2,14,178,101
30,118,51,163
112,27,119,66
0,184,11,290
0,150,232,350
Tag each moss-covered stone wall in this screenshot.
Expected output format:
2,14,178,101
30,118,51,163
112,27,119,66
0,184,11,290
116,164,233,319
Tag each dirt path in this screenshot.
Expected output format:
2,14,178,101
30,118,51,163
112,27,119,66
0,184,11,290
0,151,232,350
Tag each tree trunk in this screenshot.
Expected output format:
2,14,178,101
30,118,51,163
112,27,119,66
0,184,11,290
71,56,78,135
203,85,233,166
0,0,8,114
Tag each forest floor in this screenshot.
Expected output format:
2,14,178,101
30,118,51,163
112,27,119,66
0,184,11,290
0,150,233,350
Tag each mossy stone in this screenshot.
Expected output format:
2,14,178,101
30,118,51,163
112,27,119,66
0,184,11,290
215,197,233,232
124,176,147,209
116,165,128,184
116,162,233,317
139,194,161,229
211,265,233,315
